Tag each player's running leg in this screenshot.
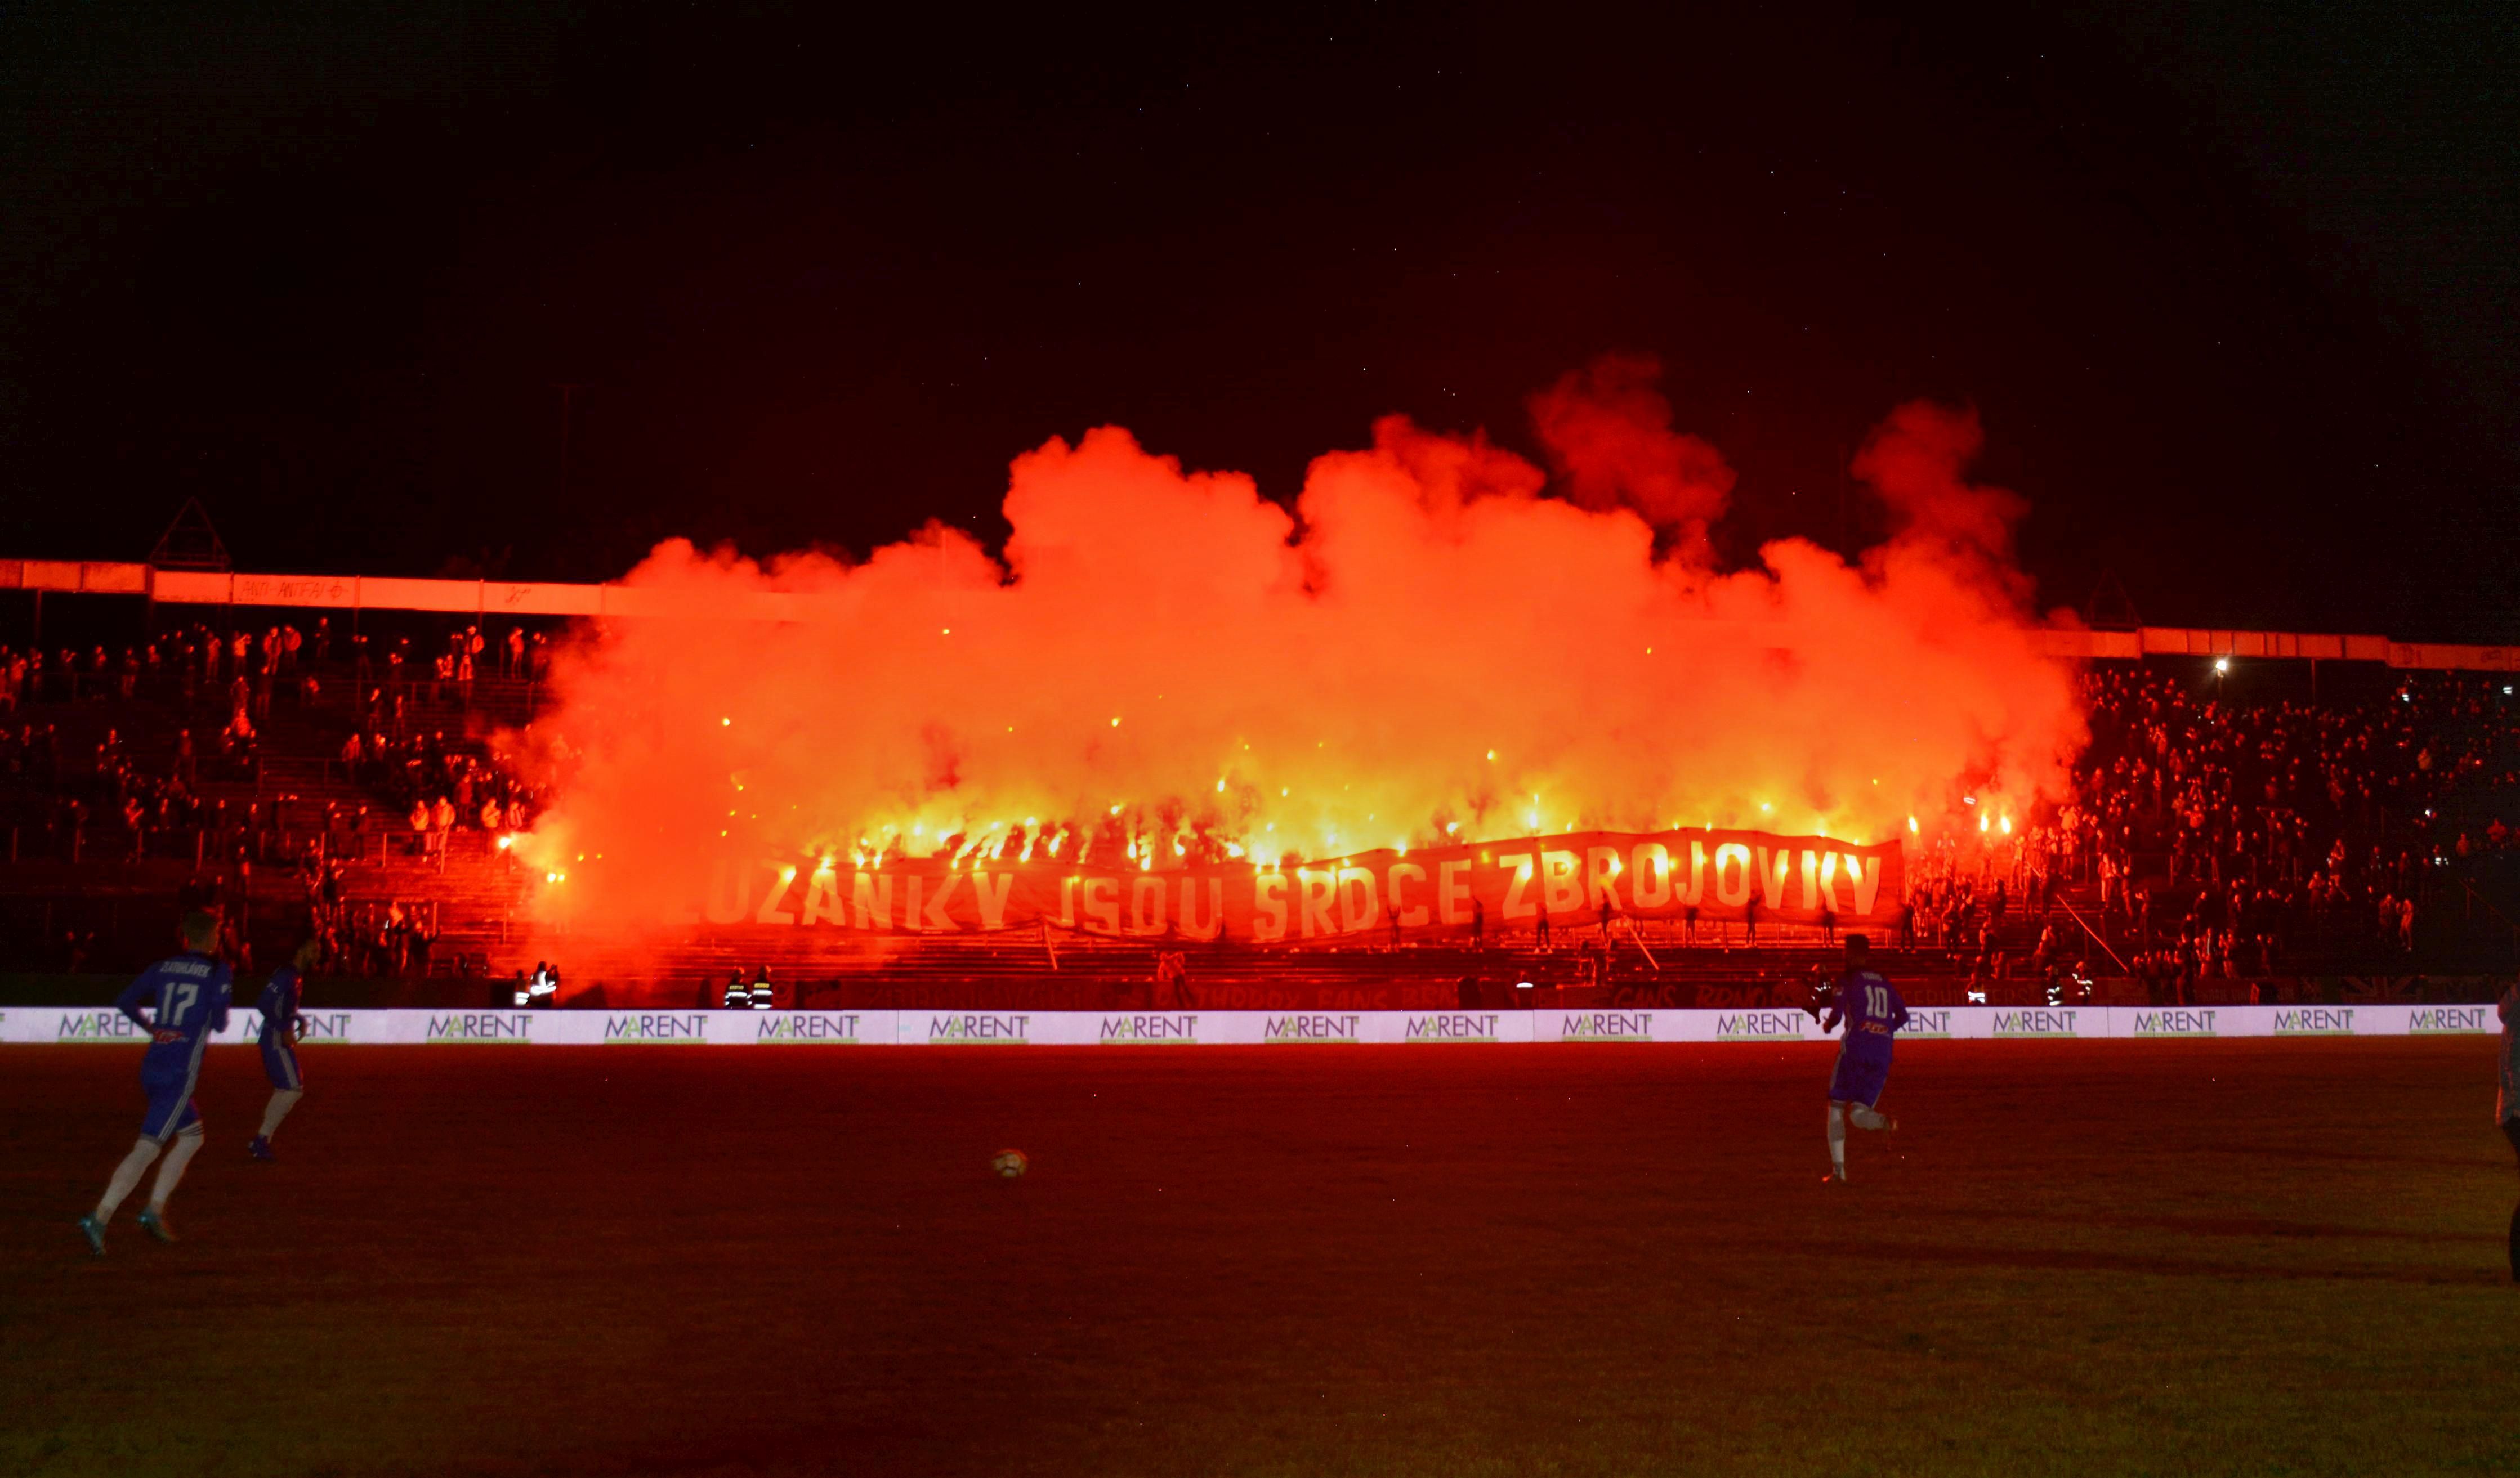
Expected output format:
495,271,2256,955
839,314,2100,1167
81,1137,163,1252
137,1123,205,1242
1849,1102,1897,1133
127,1069,203,1243
252,1087,302,1160
1825,1045,1891,1182
84,1071,199,1252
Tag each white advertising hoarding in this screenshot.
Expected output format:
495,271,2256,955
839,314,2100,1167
0,1004,2495,1045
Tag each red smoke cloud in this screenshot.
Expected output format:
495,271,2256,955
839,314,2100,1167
1529,353,1736,548
1853,400,2029,575
510,360,2083,933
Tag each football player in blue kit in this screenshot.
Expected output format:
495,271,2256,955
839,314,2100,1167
249,939,318,1161
1820,934,1907,1184
78,912,233,1253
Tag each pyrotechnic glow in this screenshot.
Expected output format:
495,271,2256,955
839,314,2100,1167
506,359,2082,928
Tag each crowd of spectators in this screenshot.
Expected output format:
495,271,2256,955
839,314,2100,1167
0,618,549,977
2025,669,2517,990
341,728,544,849
0,721,234,862
1,620,551,719
1898,853,2089,1000
1770,668,2517,999
7,637,2518,987
3,621,326,718
2085,670,2509,948
1,620,549,853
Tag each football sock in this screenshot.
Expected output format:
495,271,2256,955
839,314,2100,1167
260,1088,303,1140
147,1126,204,1210
96,1137,162,1222
1849,1104,1888,1132
1826,1103,1846,1176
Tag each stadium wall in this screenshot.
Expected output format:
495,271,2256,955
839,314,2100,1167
2,1003,2496,1045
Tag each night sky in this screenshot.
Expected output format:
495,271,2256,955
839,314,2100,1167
3,2,2512,639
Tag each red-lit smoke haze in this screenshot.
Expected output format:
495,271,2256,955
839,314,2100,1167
510,360,2083,929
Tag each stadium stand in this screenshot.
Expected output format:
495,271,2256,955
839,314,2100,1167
3,616,2514,1009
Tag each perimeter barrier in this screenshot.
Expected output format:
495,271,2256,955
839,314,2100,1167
1,1004,2499,1046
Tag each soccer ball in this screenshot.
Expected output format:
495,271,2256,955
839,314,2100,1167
990,1148,1029,1180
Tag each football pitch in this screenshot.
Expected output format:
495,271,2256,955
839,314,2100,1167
5,1038,2515,1476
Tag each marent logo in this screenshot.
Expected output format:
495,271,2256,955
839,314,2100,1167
2131,1009,2218,1037
1405,1012,1501,1042
2409,1006,2491,1034
1716,1011,1807,1041
426,1012,534,1042
1100,1014,1198,1043
755,1013,864,1043
2273,1007,2356,1036
1992,1009,2080,1038
603,1012,710,1043
1900,1008,1953,1040
297,1012,355,1041
1263,1013,1362,1042
928,1013,1030,1043
1560,1011,1653,1042
56,1010,144,1042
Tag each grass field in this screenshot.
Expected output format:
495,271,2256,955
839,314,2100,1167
5,1038,2517,1476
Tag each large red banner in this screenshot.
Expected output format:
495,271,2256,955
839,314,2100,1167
694,828,1901,942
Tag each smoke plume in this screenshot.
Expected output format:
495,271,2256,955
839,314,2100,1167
510,360,2083,930
1529,352,1735,549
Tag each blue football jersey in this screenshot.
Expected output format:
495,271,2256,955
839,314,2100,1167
115,951,234,1067
1827,969,1908,1051
257,965,302,1046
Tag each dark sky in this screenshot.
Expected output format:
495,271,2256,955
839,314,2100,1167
3,2,2513,638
